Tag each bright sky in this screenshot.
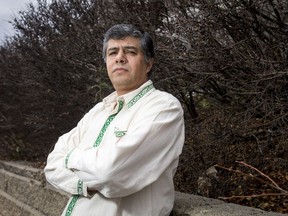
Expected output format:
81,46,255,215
0,0,37,44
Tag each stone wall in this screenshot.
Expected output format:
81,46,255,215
0,161,286,216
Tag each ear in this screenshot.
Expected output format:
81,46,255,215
146,58,154,74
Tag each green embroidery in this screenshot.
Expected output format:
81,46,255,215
64,180,83,216
93,101,124,147
127,84,154,108
93,84,154,147
65,149,75,168
65,195,79,216
77,179,83,195
64,83,154,216
114,130,127,137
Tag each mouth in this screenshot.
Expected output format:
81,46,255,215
113,67,128,73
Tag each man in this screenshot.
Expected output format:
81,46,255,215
44,24,185,216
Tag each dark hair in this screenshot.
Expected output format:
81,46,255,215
102,24,154,63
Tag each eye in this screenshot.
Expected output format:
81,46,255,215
127,50,137,55
108,51,117,56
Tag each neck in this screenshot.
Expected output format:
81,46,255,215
115,80,149,96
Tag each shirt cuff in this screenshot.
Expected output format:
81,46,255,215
64,148,83,170
77,179,88,197
64,151,88,197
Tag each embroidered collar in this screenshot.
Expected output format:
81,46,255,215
103,80,155,111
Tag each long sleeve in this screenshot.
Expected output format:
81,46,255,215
66,93,185,198
44,103,103,196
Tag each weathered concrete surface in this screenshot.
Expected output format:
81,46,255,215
172,192,287,216
0,161,69,216
0,160,286,216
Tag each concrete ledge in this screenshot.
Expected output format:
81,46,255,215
0,161,286,216
0,161,45,182
172,192,287,216
0,188,44,216
0,168,68,216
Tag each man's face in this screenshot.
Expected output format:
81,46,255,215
106,36,153,95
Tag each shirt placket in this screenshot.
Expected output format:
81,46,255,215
64,83,154,216
93,100,124,147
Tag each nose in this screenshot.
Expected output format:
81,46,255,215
116,50,127,64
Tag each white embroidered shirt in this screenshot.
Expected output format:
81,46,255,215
44,80,185,216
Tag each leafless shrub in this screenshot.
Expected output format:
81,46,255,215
0,0,287,212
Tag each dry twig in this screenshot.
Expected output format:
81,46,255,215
215,161,288,200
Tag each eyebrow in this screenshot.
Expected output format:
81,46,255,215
107,45,138,53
